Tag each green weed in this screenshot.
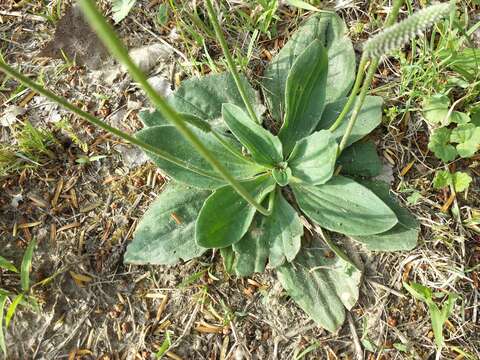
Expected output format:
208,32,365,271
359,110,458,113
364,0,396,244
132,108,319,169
403,282,457,354
0,121,56,178
0,240,39,357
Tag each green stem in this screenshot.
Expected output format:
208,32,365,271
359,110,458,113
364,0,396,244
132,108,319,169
329,55,368,132
78,0,272,216
338,59,378,153
265,190,275,215
204,0,260,124
337,0,404,153
0,60,221,181
384,0,405,27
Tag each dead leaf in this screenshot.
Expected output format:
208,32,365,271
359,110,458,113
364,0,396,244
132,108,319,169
147,75,172,97
10,193,23,208
126,43,170,73
116,144,149,168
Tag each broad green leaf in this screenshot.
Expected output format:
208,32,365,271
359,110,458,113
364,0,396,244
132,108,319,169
288,131,338,185
262,13,355,121
423,95,470,126
280,40,328,153
457,140,479,158
233,191,303,276
451,123,479,143
0,295,6,356
124,183,210,265
292,176,397,236
451,172,472,192
432,170,451,190
0,256,17,273
316,96,383,146
196,175,276,248
403,282,431,303
450,112,470,125
423,95,450,125
433,170,472,192
450,124,480,158
428,128,457,162
139,109,168,127
277,246,361,332
5,294,23,328
352,181,419,251
111,0,136,23
141,73,263,128
21,238,36,292
136,125,265,189
272,167,291,186
140,112,212,132
440,47,480,81
337,141,382,177
222,103,283,166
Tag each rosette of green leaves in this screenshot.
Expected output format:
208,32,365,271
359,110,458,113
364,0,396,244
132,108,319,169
125,13,419,332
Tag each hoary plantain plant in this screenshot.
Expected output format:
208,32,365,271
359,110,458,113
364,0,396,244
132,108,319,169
0,0,452,332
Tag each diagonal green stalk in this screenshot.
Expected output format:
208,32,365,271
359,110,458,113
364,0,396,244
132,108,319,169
204,0,260,124
337,0,404,153
78,0,272,215
0,60,222,181
338,59,378,152
328,55,368,132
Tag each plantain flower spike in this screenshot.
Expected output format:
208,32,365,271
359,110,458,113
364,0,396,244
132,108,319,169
363,2,453,58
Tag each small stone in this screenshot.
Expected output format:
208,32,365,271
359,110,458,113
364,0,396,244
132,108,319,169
0,106,26,127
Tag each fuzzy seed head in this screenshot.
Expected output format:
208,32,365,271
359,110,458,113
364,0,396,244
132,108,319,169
363,3,452,58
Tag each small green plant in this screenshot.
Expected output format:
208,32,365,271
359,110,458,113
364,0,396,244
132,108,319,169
433,170,472,193
394,4,480,163
425,94,480,162
0,240,38,356
75,154,107,165
0,0,451,332
0,121,56,178
403,282,457,355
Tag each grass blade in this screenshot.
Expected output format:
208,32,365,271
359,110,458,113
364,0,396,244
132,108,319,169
0,294,7,356
5,294,23,328
20,239,36,292
155,331,172,358
0,256,17,273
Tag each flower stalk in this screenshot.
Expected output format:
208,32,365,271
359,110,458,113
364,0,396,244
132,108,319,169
204,0,261,124
0,0,273,216
336,1,451,154
0,60,221,181
78,0,274,216
336,0,404,153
